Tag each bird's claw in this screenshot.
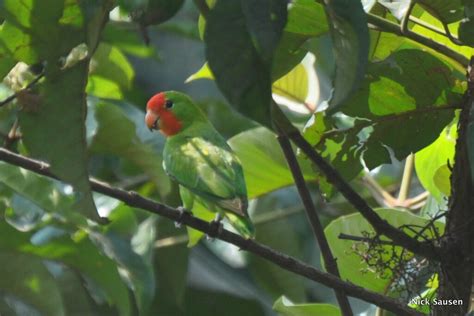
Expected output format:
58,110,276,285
206,217,223,240
174,206,191,228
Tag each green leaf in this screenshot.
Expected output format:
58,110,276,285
0,253,65,316
0,222,131,316
458,18,474,46
273,296,341,316
102,24,159,59
339,49,460,160
285,0,328,37
1,0,113,222
416,120,457,201
19,62,100,221
324,0,369,111
325,208,445,292
87,75,124,100
228,127,315,199
90,101,171,197
91,43,134,90
151,219,189,313
185,62,214,83
204,0,287,128
0,163,86,225
417,0,464,24
90,231,155,315
411,11,474,59
6,194,44,231
249,191,306,302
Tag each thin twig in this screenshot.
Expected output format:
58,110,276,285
0,148,422,316
318,104,460,147
193,0,210,18
0,73,44,108
400,0,416,35
338,233,395,246
271,102,438,259
397,153,415,203
277,132,353,316
286,130,439,260
366,13,468,66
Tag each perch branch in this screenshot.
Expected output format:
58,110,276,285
0,147,421,316
276,132,353,316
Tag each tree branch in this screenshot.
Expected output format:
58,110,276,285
285,131,439,260
317,104,459,147
366,13,468,67
271,103,439,259
0,147,421,316
193,0,210,18
276,133,353,316
0,73,44,108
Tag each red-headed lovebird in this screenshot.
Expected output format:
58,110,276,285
145,91,254,238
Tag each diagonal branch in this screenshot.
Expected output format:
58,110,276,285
276,133,353,316
0,147,422,316
287,131,439,260
271,103,439,260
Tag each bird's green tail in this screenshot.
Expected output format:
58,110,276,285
225,213,255,238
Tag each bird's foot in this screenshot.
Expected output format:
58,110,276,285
206,214,223,240
174,206,192,228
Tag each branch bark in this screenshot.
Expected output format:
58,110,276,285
286,130,439,260
277,133,353,316
434,58,474,315
0,147,421,316
271,103,439,260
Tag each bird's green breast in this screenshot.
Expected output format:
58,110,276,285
162,123,248,216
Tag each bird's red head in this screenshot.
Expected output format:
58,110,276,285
145,92,182,136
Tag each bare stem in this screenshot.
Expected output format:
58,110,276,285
0,147,422,316
277,132,353,316
398,153,415,203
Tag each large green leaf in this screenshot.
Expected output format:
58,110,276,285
415,121,457,201
204,0,287,128
19,62,100,221
411,11,474,60
0,162,86,225
0,253,65,316
308,49,462,173
228,127,315,199
325,208,445,292
249,191,307,302
151,219,189,314
273,296,341,316
1,0,112,221
324,0,370,110
417,0,464,24
0,222,131,316
90,231,155,315
90,43,134,90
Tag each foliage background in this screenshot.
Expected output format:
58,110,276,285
0,0,472,315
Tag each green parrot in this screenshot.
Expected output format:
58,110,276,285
145,91,254,238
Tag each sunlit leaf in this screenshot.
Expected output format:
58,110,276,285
415,122,457,201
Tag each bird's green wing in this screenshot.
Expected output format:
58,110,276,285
163,134,248,217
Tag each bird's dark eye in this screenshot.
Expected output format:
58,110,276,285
165,100,174,109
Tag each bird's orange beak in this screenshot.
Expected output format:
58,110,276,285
145,110,160,131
